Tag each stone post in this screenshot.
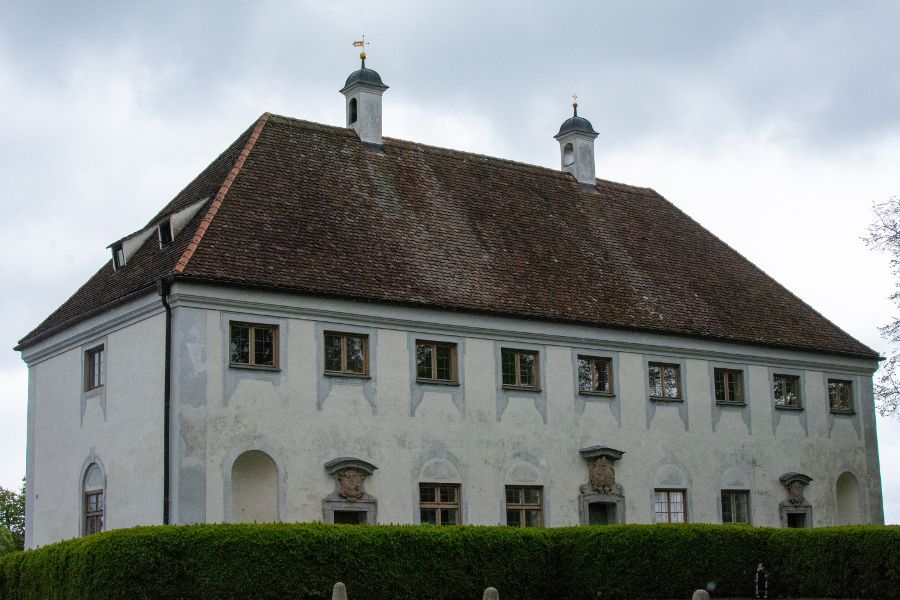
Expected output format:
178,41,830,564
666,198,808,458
332,582,348,600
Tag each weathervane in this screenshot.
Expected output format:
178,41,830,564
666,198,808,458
352,35,370,67
572,94,578,117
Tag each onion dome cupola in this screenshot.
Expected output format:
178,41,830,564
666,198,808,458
340,41,389,148
554,96,599,187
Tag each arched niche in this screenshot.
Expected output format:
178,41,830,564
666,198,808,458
835,471,861,525
230,450,278,523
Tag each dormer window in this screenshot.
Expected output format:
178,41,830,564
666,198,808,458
111,243,125,270
158,219,173,247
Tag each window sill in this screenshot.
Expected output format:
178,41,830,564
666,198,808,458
774,405,804,411
829,409,856,415
502,385,542,393
716,401,746,407
416,378,460,387
324,371,371,380
83,386,104,397
650,396,683,403
229,363,281,372
579,391,615,398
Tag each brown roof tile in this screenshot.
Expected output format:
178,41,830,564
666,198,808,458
17,114,878,359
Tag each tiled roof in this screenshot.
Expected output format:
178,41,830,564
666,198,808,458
16,113,878,359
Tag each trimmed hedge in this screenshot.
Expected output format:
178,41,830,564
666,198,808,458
0,523,897,600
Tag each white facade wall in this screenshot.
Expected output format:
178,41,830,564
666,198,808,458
168,282,883,529
22,295,167,548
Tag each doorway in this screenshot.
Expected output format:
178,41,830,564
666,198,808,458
588,502,616,525
333,510,367,524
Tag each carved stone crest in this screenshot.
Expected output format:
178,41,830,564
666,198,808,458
779,472,812,506
787,481,805,506
589,456,616,494
338,468,366,502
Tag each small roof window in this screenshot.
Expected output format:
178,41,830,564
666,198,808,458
112,243,126,270
158,219,173,247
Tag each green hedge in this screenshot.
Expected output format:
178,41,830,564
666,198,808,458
1,524,897,600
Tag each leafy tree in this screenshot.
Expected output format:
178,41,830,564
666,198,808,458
866,197,900,417
0,478,25,551
0,526,16,557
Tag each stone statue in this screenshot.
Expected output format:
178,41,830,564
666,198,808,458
589,456,615,494
788,480,805,506
338,468,365,502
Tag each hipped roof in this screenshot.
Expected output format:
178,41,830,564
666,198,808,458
17,113,878,359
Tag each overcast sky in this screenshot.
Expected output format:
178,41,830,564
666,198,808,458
1,1,898,522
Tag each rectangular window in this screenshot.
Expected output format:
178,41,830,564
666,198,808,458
501,349,539,389
111,243,125,270
828,379,853,412
654,489,687,523
229,322,278,368
415,341,457,382
505,486,543,527
773,374,802,409
714,368,744,405
721,490,750,524
419,483,460,526
84,345,105,391
577,356,613,394
648,362,681,400
324,332,369,375
84,490,104,535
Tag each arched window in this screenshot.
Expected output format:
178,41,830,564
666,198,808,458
348,98,358,125
562,143,574,166
836,471,861,525
83,463,105,535
231,450,278,523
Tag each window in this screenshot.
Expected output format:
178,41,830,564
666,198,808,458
505,486,543,527
83,464,104,536
416,341,457,383
648,362,681,400
84,345,105,391
828,379,853,412
721,490,750,524
654,489,687,523
158,219,173,246
714,368,744,405
773,374,802,409
229,323,278,368
324,332,369,375
578,356,613,394
111,243,125,270
419,483,460,526
349,98,358,124
501,349,539,389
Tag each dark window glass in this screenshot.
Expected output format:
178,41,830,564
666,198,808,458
774,374,801,408
505,486,543,528
229,323,277,368
714,369,744,404
721,490,750,524
415,341,457,382
158,221,173,245
649,363,681,399
85,345,105,391
323,332,368,375
419,483,460,526
501,349,539,389
828,379,853,412
577,356,612,393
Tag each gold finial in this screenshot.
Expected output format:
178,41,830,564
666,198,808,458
572,94,578,117
352,35,370,64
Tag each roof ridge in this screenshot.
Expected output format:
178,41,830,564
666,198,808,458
265,112,650,192
174,113,270,274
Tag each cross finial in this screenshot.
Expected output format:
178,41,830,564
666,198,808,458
572,94,578,117
352,35,370,67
